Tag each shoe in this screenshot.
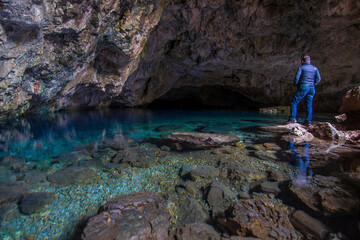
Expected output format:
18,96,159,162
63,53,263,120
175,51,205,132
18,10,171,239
302,121,311,127
285,119,297,124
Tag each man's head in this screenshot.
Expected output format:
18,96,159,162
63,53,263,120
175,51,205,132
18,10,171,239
301,55,311,64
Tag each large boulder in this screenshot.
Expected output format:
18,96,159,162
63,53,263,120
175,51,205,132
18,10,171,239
308,123,344,141
82,191,170,240
217,194,301,239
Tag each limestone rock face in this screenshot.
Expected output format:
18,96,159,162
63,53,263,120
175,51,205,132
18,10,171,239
1,0,360,116
0,0,164,116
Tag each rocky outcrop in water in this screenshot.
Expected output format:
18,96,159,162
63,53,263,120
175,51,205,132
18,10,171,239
1,0,360,116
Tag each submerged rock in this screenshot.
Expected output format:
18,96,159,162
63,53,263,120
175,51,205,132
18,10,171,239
19,192,54,215
0,181,27,204
47,166,99,187
260,181,281,194
177,198,208,225
290,210,329,240
167,132,240,150
225,164,267,183
170,223,221,240
217,194,300,239
205,182,238,217
289,175,360,216
81,191,170,240
111,147,156,168
180,165,218,181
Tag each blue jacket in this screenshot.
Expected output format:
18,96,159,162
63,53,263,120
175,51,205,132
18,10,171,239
294,62,321,87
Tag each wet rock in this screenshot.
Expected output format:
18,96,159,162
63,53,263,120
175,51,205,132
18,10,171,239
290,210,329,240
211,147,234,155
99,136,137,150
82,191,170,240
47,166,99,187
0,181,27,204
260,181,281,194
111,147,155,168
171,223,221,240
223,237,262,240
19,192,54,215
205,182,237,217
160,145,171,151
23,170,47,185
253,143,281,151
342,130,360,144
289,175,360,216
226,164,267,183
261,123,304,133
235,142,246,149
259,106,290,114
177,198,208,225
309,123,344,141
177,181,203,199
217,194,300,239
182,166,218,181
267,169,289,182
0,156,35,173
334,114,347,123
167,132,240,150
261,123,314,143
283,126,314,143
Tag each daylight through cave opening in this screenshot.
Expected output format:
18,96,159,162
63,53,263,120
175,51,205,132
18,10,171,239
147,85,262,110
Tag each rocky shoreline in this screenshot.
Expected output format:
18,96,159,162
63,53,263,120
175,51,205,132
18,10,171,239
0,87,359,239
78,120,360,240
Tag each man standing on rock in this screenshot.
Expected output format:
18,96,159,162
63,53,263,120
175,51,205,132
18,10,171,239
287,55,321,126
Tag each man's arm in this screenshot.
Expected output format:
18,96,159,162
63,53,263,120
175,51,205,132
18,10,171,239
315,69,321,85
293,67,302,86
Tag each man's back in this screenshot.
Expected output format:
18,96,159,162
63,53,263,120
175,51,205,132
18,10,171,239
294,62,321,87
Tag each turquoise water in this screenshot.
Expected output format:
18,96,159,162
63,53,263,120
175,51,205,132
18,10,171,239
0,109,291,161
1,109,356,239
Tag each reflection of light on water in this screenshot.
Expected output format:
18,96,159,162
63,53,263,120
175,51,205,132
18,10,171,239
289,141,313,186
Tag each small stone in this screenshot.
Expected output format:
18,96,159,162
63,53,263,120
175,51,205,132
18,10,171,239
160,145,171,151
235,142,246,148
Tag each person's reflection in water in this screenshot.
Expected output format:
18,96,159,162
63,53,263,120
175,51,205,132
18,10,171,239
289,141,313,186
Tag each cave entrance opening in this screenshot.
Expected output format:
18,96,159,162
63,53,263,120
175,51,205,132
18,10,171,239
147,85,262,110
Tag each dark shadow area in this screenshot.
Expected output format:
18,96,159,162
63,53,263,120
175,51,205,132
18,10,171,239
148,85,262,110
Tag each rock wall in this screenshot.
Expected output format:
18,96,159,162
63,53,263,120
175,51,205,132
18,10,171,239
1,0,359,116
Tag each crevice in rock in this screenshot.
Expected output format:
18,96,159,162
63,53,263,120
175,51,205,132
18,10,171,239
147,85,262,110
